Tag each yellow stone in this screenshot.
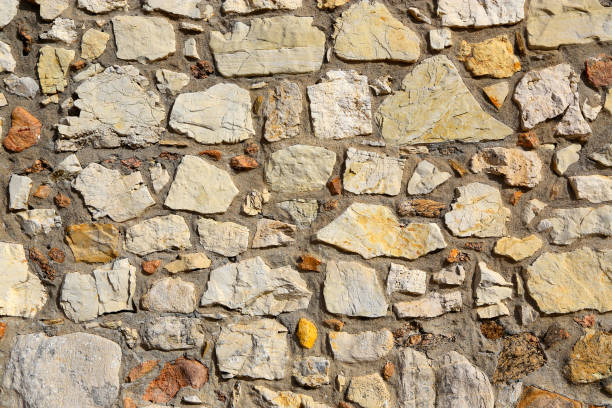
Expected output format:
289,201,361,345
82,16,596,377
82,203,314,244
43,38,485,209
81,28,110,60
37,46,75,94
66,223,120,263
567,330,612,384
458,35,521,78
296,318,317,349
494,235,543,261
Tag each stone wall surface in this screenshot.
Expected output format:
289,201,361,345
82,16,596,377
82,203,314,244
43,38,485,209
0,0,611,407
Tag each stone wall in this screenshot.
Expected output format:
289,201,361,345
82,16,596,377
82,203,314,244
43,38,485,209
0,0,611,407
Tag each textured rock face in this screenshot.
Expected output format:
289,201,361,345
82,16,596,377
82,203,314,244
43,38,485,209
169,84,254,144
407,160,451,195
328,329,393,363
112,16,176,61
347,373,391,408
126,215,191,255
78,0,127,13
293,356,330,388
399,348,435,408
3,332,121,408
262,80,302,142
435,351,495,408
526,247,612,314
209,16,326,77
222,0,300,14
494,235,543,261
387,264,427,295
343,148,405,195
470,148,542,188
38,46,74,94
537,206,612,245
317,203,447,260
0,41,16,73
197,218,249,257
569,175,612,203
377,56,513,145
333,0,420,62
567,330,612,384
141,316,205,351
393,291,462,318
458,35,520,78
143,357,208,404
81,28,110,60
143,0,202,18
141,277,198,313
252,386,332,408
0,0,18,28
437,0,525,27
265,145,336,193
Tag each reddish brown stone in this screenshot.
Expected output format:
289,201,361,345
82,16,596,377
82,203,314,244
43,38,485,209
0,322,6,339
48,248,65,263
464,242,485,252
24,159,52,174
447,248,469,263
126,360,159,382
382,361,394,380
199,150,222,161
33,185,51,199
143,357,209,403
54,193,71,208
142,260,162,275
481,321,504,340
585,54,612,88
121,157,141,169
159,151,181,160
230,155,259,171
448,159,467,177
29,248,55,281
3,107,42,153
123,397,136,408
397,199,445,218
191,60,214,79
517,131,539,150
339,403,354,408
17,24,32,55
244,142,259,155
493,333,546,383
298,254,322,272
323,318,344,331
514,30,527,56
517,386,603,408
327,177,342,195
71,59,86,71
322,199,338,211
574,314,595,328
409,334,423,345
510,190,523,206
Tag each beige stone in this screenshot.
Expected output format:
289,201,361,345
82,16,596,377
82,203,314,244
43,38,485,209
141,277,198,313
81,29,110,60
197,218,249,257
470,148,542,188
165,253,211,274
569,175,612,203
537,206,612,245
78,0,126,13
483,81,509,110
252,219,297,248
347,373,391,408
265,145,336,193
329,329,393,363
553,144,581,175
262,80,302,142
112,16,176,61
494,235,543,261
407,160,451,195
457,36,520,78
343,148,404,196
38,46,74,94
222,0,300,14
438,0,525,27
32,0,70,20
393,291,462,318
143,0,202,18
317,0,348,9
252,386,331,408
125,215,192,256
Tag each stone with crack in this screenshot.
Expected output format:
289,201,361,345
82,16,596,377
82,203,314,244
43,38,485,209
343,148,404,196
537,206,612,245
112,16,176,62
293,357,330,388
155,69,190,95
470,148,542,188
437,0,525,27
328,329,393,363
252,385,332,407
474,262,513,307
37,46,75,94
399,348,435,408
432,264,466,286
277,199,318,228
393,291,462,318
165,253,211,274
262,80,302,142
566,329,612,384
126,215,192,256
252,219,297,248
590,144,612,167
435,351,495,408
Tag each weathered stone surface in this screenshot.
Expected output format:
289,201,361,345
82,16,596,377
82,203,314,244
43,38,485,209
165,155,239,214
216,318,288,379
493,333,546,383
387,264,427,296
429,28,452,51
0,0,19,28
38,46,73,94
141,316,205,351
78,0,127,13
494,235,543,261
527,0,612,50
40,18,78,44
308,70,372,140
149,163,169,193
126,215,191,256
197,218,249,257
4,107,42,152
437,0,525,27
201,257,311,316
377,56,512,145
586,54,612,88
0,41,16,73
59,273,98,322
252,219,297,248
165,253,211,274
32,0,70,20
252,386,331,408
317,203,447,260
407,160,451,195
397,199,445,218
516,386,594,408
112,16,176,61
399,348,435,408
475,262,512,307
343,148,404,195
143,0,201,18
143,357,208,404
537,206,612,245
56,65,166,151
8,174,32,210
66,223,120,263
81,28,110,60
394,291,462,319
553,144,581,175
347,373,391,408
278,199,318,228
242,189,269,216
2,332,121,407
223,0,299,14
141,277,198,313
432,264,466,286
328,329,393,363
526,247,612,314
569,175,612,203
297,318,317,349
483,81,509,110
333,0,420,62
17,209,62,236
435,351,494,408
262,80,302,142
265,145,336,193
471,148,542,188
3,75,39,99
0,242,48,318
169,84,254,144
293,356,330,388
590,144,612,167
73,163,154,222
476,303,510,319
458,36,520,78
155,69,190,95
210,16,325,77
324,260,387,317
567,330,612,384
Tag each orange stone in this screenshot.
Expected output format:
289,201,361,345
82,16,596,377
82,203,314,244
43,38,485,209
54,193,71,208
199,150,222,161
298,254,322,272
126,360,159,382
244,142,259,155
327,177,342,195
144,357,208,403
517,386,603,408
510,191,523,206
123,397,136,408
48,248,65,263
517,131,539,150
230,154,259,171
33,185,51,199
4,107,42,153
142,260,162,275
0,322,6,339
382,361,394,380
323,318,344,331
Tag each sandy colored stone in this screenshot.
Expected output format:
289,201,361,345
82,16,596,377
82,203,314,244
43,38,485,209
344,148,404,195
141,316,205,351
407,160,451,195
457,36,520,78
141,277,198,314
169,84,254,144
112,16,176,62
81,28,110,60
307,70,372,140
377,56,512,145
429,28,452,51
538,206,612,245
252,386,332,408
31,0,70,20
399,348,435,408
569,175,612,203
494,235,542,261
293,356,330,388
475,262,513,307
252,219,296,248
66,223,120,263
150,163,169,193
328,329,393,363
567,330,612,384
4,107,42,153
483,82,509,110
126,360,159,382
262,80,302,142
333,0,420,62
38,46,74,94
165,253,211,274
590,144,612,167
317,0,348,9
222,0,300,14
197,218,249,257
144,357,208,404
0,41,16,73
553,144,581,175
125,215,191,256
387,264,427,296
526,247,612,314
397,199,445,218
432,264,466,286
143,0,202,18
437,0,525,27
471,148,542,188
393,291,462,318
210,16,325,77
347,373,390,408
265,145,336,193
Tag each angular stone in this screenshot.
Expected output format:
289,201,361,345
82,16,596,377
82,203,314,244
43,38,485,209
567,330,612,384
216,318,288,379
17,209,62,236
37,46,74,94
553,144,581,175
437,0,525,27
184,38,199,58
222,0,300,14
471,148,542,188
527,0,612,50
297,318,316,349
399,348,435,408
432,264,466,286
513,64,576,130
445,183,511,237
265,145,336,193
252,219,297,248
476,303,510,320
125,215,191,256
32,0,70,20
141,277,198,314
516,386,594,408
143,0,202,18
0,41,16,73
586,54,612,88
56,154,82,175
343,148,404,195
201,257,311,316
165,155,239,214
347,373,390,408
143,357,208,404
483,81,509,110
2,332,121,408
475,262,512,306
493,333,546,383
262,80,302,142
4,107,42,152
0,243,48,318
142,316,205,351
59,273,98,322
81,29,110,60
66,223,120,263
526,247,612,314
165,253,211,274
496,382,524,408
522,199,547,225
155,69,190,95
3,75,39,99
112,16,176,61
78,0,127,13
333,0,420,62
458,36,520,78
377,56,512,145
308,70,372,140
210,16,325,77
429,28,452,51
252,386,331,408
393,291,462,319
40,18,78,44
328,329,393,363
242,190,268,216
494,235,543,261
569,175,612,203
277,199,318,228
197,218,249,257
317,203,447,260
397,199,446,218
8,174,32,211
436,351,494,408
590,144,612,167
56,66,166,151
387,264,427,296
537,206,612,245
407,160,451,195
293,356,330,388
582,94,602,121
150,163,169,194
169,84,254,144
0,0,18,28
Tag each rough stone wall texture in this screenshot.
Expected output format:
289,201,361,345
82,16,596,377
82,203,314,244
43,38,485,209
0,0,611,407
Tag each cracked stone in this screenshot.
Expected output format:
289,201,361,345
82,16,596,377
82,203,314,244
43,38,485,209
38,46,74,94
262,80,302,142
81,28,110,60
457,35,520,78
347,373,390,408
429,28,452,51
393,291,462,318
277,199,318,228
407,160,451,195
126,215,191,256
343,148,404,196
252,219,297,248
143,357,208,404
252,386,332,408
437,0,525,27
471,148,542,188
537,206,612,245
141,277,198,314
399,348,435,408
516,386,596,407
435,351,494,408
142,316,205,351
112,16,176,62
586,54,612,88
386,263,427,296
293,356,330,388
328,329,393,363
155,69,190,95
197,218,249,257
474,262,513,307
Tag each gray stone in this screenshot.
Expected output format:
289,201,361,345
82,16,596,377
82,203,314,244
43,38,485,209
569,175,612,203
407,160,451,195
183,38,200,59
328,329,394,363
150,163,170,193
60,273,98,322
399,348,435,408
277,199,318,227
590,144,612,167
126,215,192,256
387,264,427,296
393,291,462,319
537,206,612,245
437,0,525,27
141,316,205,351
432,265,466,286
143,0,202,18
293,356,330,388
112,16,176,62
4,75,39,99
343,148,404,196
0,0,18,28
8,174,32,211
435,351,494,408
141,277,198,314
347,373,391,408
495,382,524,408
197,218,249,257
262,80,303,142
155,69,190,95
252,219,297,248
265,145,336,193
56,154,82,175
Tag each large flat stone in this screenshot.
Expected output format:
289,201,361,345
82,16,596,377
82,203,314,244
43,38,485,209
0,41,16,73
197,218,249,257
537,206,612,245
112,16,176,61
328,329,393,363
66,223,120,263
435,351,495,408
567,330,612,384
343,148,404,195
125,215,191,256
569,175,612,203
437,0,525,27
399,348,435,408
